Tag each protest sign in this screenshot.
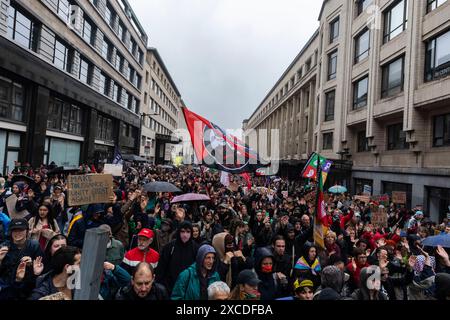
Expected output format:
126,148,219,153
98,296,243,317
5,195,29,219
363,185,372,195
228,182,239,192
372,207,388,227
67,174,114,206
103,164,123,177
354,195,370,204
392,191,406,204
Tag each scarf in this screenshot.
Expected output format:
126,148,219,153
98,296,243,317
294,256,321,275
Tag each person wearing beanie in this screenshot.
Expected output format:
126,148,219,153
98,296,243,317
171,244,220,300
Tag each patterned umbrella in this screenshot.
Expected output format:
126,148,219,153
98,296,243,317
171,193,210,204
328,185,348,194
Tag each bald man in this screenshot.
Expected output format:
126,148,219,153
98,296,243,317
115,262,169,300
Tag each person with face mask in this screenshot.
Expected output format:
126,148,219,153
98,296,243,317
98,224,124,267
212,232,253,289
155,221,199,295
254,247,284,300
171,244,221,300
229,269,261,300
121,228,159,275
29,246,81,300
154,218,173,252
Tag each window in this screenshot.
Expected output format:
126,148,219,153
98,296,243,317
381,56,404,98
53,38,72,72
138,49,144,65
47,97,83,135
357,131,369,152
383,0,408,43
328,50,338,80
387,123,408,150
0,76,25,122
118,21,124,42
427,0,447,12
433,113,450,147
112,83,120,102
353,76,369,109
355,28,370,63
105,2,115,28
324,91,335,122
79,57,93,85
425,30,450,82
82,17,95,46
323,132,333,150
102,37,113,63
330,17,339,43
7,4,39,51
115,53,124,72
56,0,70,22
357,0,373,16
96,115,114,142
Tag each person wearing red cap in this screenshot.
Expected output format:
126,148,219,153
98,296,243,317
120,228,159,275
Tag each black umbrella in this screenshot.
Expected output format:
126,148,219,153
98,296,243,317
11,175,37,189
143,181,182,193
47,166,80,175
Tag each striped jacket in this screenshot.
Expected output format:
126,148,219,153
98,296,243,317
121,247,159,274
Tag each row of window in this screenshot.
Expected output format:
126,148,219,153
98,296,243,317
151,78,178,117
151,60,179,104
323,27,450,119
145,116,172,136
149,98,177,128
92,0,144,65
6,2,141,116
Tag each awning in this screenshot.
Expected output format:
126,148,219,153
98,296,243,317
122,154,148,162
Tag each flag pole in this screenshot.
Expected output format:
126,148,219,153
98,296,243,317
314,154,325,250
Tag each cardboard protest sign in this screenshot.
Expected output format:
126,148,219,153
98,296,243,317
354,195,370,204
392,191,406,204
67,174,114,206
5,195,29,219
372,207,388,227
228,182,239,192
103,164,123,177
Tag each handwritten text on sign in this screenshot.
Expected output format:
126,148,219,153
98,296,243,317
67,174,114,206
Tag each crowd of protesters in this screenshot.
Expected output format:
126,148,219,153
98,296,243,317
0,160,449,300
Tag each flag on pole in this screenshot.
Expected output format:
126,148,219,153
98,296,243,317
314,156,329,250
301,152,333,184
240,172,252,190
112,145,123,165
182,106,270,174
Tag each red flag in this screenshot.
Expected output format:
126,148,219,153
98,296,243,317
182,106,269,174
240,172,252,190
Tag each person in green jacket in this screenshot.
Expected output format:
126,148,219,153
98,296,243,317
171,244,220,300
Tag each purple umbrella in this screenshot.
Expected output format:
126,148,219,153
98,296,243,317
171,193,211,204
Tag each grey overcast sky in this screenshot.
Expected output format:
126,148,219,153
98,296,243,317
128,0,322,130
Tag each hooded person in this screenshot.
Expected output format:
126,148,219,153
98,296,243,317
212,232,252,289
434,273,450,300
293,242,321,289
155,221,199,294
171,244,221,300
253,246,285,300
314,265,346,300
154,218,173,252
351,266,388,300
67,204,106,249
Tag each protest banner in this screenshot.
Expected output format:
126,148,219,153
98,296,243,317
372,207,388,227
392,191,406,204
354,195,370,204
5,195,29,219
67,174,114,206
103,164,123,177
363,185,372,195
